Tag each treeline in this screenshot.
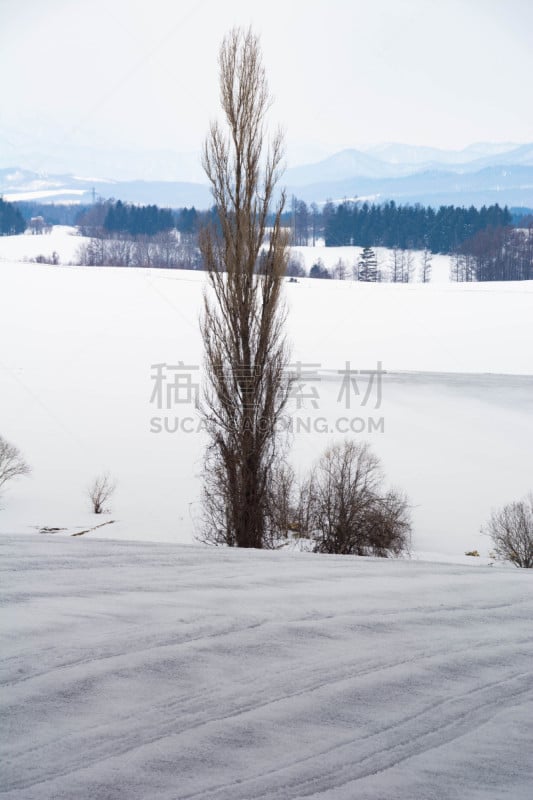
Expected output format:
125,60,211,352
75,200,204,268
76,199,200,238
103,200,174,236
288,199,512,254
75,202,201,269
9,199,201,233
452,225,532,282
8,197,531,280
292,229,532,283
287,246,431,283
76,231,202,270
12,201,86,227
0,198,26,235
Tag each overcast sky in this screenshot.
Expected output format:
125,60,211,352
1,0,532,176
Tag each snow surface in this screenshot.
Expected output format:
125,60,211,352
1,533,532,799
2,188,87,202
0,228,532,556
0,226,88,264
1,229,532,798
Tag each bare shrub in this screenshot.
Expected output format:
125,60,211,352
88,473,116,514
303,440,411,557
360,488,411,557
265,462,298,545
32,251,59,265
286,252,306,277
484,494,533,568
77,237,107,266
0,436,31,503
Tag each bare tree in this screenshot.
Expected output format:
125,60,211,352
419,247,432,283
303,440,411,557
387,248,414,283
88,473,116,514
0,436,30,503
265,462,298,544
332,258,348,281
310,202,320,247
388,247,403,283
291,197,309,246
286,252,306,278
401,249,415,283
199,28,291,548
484,493,533,568
360,489,411,557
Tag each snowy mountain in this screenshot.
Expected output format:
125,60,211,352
362,141,522,165
285,165,533,207
2,142,533,208
0,167,212,207
285,149,397,184
284,143,533,184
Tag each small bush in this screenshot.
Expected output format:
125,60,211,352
483,494,533,568
88,472,116,514
301,440,411,557
32,252,59,264
0,435,31,504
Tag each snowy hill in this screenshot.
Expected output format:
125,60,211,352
1,226,532,800
0,228,532,557
1,533,532,800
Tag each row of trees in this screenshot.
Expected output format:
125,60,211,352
9,199,201,236
103,200,174,236
300,232,532,283
288,245,432,283
0,197,26,235
75,200,201,238
452,225,532,282
288,198,513,253
76,231,201,269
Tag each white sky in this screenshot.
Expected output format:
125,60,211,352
1,0,532,172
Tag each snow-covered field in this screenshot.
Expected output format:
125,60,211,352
0,225,85,264
1,227,532,556
1,228,533,799
2,533,532,799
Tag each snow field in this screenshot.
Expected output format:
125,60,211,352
1,533,532,799
0,228,532,555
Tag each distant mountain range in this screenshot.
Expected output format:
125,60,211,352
285,143,533,183
0,168,211,208
2,142,533,209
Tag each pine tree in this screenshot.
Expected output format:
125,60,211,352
0,198,26,235
358,246,378,282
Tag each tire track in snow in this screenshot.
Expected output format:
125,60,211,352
4,638,532,795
